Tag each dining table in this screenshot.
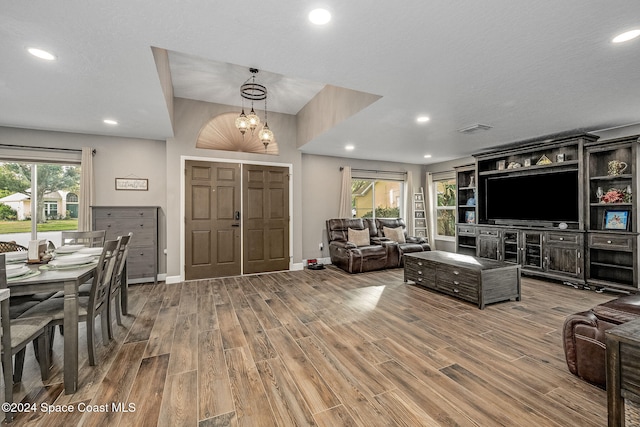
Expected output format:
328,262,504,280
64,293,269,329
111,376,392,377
7,261,97,394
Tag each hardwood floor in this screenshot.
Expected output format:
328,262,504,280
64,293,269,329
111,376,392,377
3,266,613,426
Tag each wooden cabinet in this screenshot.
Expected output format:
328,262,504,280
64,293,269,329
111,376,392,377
585,136,639,291
455,165,478,255
92,206,159,284
544,232,584,279
477,228,500,260
456,224,477,256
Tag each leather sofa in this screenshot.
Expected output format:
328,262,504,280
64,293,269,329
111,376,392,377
562,294,640,388
326,218,430,273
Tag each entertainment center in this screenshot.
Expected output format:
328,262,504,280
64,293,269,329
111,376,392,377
455,133,639,292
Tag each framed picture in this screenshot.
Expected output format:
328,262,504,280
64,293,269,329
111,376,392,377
603,209,630,230
414,194,423,202
415,202,424,210
415,219,426,227
415,211,425,218
465,210,476,224
557,153,565,162
115,178,148,191
524,158,531,167
416,229,426,237
497,160,506,170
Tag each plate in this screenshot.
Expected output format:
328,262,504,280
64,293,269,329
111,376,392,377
49,254,93,266
6,265,31,278
78,247,103,256
4,251,27,262
56,244,86,254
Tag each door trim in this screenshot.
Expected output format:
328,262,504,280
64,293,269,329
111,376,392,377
179,155,293,282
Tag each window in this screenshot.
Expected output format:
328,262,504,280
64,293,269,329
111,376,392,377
0,161,80,247
434,177,456,240
351,179,404,219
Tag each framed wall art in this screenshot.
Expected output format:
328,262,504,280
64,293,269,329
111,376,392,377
115,178,148,191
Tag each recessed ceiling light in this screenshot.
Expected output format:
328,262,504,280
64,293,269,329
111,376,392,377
309,8,331,25
27,47,56,61
345,144,355,151
103,119,118,125
612,29,640,43
417,116,430,123
424,154,432,159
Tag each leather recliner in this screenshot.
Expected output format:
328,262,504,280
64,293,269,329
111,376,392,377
375,218,431,267
326,218,388,273
562,294,640,388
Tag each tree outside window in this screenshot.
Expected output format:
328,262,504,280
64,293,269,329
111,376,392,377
351,179,403,219
435,178,456,238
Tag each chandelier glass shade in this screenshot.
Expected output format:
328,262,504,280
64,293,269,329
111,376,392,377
235,68,274,148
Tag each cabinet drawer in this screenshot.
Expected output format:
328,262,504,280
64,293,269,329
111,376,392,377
404,260,436,285
589,234,634,252
93,208,156,219
94,218,156,243
547,232,581,244
435,267,478,303
126,246,156,279
457,225,476,236
477,228,499,237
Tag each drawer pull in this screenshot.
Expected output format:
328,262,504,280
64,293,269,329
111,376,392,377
607,240,612,244
559,237,564,241
453,288,460,293
418,262,423,266
453,280,460,285
453,270,459,275
417,278,422,282
417,271,423,275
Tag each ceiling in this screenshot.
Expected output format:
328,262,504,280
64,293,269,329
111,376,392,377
1,1,639,165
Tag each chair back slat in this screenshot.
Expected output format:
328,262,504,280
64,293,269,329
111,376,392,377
111,233,132,296
61,230,106,248
88,239,120,316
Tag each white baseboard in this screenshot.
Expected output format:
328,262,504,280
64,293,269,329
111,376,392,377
165,275,182,284
304,257,332,266
291,262,304,271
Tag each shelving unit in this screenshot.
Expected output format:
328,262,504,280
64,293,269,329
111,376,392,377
455,165,477,256
585,136,639,291
413,187,428,241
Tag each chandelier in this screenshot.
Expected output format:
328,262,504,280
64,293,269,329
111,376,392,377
235,68,274,149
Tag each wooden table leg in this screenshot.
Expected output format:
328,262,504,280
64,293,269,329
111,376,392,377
63,279,79,394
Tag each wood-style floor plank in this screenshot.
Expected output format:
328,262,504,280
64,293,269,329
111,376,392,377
2,267,614,426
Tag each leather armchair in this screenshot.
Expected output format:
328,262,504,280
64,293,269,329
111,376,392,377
326,218,388,273
562,294,640,388
375,218,431,266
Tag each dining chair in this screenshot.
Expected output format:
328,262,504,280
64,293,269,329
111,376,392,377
19,238,121,366
0,255,50,423
0,242,28,253
60,230,106,248
107,233,132,339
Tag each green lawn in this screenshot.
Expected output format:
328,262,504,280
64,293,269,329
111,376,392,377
0,219,78,234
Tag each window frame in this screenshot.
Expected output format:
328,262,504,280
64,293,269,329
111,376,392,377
433,176,457,242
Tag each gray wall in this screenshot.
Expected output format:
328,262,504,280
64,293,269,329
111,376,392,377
302,154,424,260
0,126,168,273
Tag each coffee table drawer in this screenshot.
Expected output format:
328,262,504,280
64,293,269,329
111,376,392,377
404,260,435,286
436,266,478,303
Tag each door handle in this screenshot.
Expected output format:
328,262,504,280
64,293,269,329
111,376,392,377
235,211,241,220
231,224,240,227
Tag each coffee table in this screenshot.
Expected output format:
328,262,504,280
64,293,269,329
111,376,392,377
404,251,521,309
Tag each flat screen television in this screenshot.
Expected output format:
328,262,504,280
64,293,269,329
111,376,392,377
484,170,579,224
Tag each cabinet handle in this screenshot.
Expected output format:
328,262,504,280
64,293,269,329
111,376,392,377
418,271,423,275
559,237,564,241
417,278,422,282
453,270,459,275
453,280,460,285
453,288,460,293
607,240,612,244
418,261,422,266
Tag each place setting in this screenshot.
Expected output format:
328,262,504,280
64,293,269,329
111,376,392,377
5,262,41,281
42,253,98,270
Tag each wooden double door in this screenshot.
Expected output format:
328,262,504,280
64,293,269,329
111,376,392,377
185,160,290,279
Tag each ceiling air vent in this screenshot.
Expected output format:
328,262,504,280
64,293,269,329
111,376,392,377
457,123,492,134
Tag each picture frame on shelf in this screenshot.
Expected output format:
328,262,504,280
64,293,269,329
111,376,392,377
556,153,565,162
497,160,506,170
415,202,424,210
416,229,426,238
415,219,426,227
603,209,630,230
465,210,476,224
415,211,425,218
414,194,423,202
524,158,531,167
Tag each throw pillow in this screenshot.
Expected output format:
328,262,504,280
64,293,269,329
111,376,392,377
348,228,370,247
383,226,406,243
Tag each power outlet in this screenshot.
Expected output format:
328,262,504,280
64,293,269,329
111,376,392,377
319,243,324,251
